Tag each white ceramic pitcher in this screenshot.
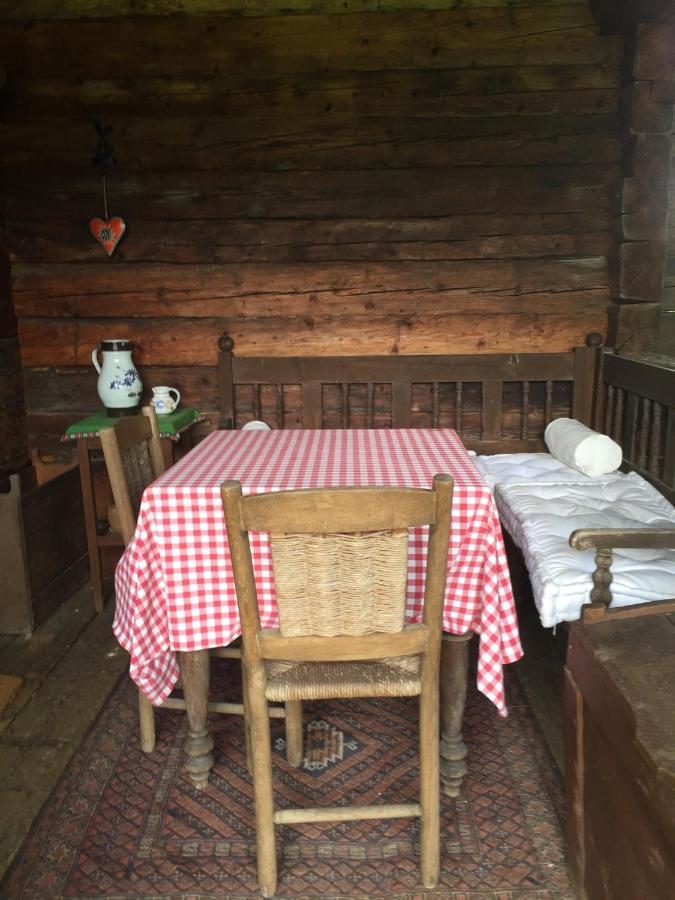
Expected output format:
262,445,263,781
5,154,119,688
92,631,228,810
92,340,142,416
151,386,181,415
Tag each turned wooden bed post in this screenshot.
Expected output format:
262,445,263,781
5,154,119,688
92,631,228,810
570,528,675,622
571,331,603,428
218,333,235,429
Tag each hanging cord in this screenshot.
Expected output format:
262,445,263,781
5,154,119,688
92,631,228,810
102,172,109,220
90,119,116,220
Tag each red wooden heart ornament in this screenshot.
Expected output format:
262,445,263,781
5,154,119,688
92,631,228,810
90,216,126,256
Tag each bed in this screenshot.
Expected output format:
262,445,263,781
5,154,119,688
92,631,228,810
218,331,675,628
476,453,675,627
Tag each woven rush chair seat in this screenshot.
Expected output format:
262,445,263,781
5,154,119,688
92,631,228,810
265,657,421,701
221,476,454,898
100,408,301,764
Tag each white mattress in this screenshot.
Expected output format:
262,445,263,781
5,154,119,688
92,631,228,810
475,454,675,627
475,452,623,491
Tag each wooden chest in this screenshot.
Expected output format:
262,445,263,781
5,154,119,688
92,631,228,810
0,466,88,634
564,612,675,900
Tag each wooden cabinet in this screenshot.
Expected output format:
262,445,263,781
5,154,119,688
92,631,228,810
564,612,675,900
0,466,88,634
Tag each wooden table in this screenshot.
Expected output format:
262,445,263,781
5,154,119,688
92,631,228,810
114,428,521,793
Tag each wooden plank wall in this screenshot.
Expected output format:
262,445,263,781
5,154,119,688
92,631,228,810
0,248,27,478
0,0,622,446
611,22,674,356
664,111,675,354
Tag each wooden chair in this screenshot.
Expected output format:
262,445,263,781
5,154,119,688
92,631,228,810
100,407,302,761
221,474,454,897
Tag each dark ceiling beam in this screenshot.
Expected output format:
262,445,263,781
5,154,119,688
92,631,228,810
590,0,674,31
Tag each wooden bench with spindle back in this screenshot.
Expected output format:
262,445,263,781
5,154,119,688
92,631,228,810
217,332,603,454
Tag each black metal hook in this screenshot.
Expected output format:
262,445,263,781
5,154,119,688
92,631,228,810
90,118,117,170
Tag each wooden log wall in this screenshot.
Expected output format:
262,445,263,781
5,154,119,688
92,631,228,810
665,99,675,355
589,1,674,356
0,0,626,448
0,248,27,479
611,22,674,355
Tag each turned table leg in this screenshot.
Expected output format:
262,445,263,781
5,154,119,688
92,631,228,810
439,632,473,797
178,649,214,789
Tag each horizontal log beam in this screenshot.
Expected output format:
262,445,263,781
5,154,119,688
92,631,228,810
3,218,613,266
633,23,674,81
591,0,675,30
2,119,621,174
10,258,610,315
17,313,608,365
1,0,597,20
608,302,660,354
0,12,616,80
5,69,620,120
3,166,620,220
628,81,675,135
619,242,667,302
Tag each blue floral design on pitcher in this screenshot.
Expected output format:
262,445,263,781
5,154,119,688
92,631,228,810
109,369,141,393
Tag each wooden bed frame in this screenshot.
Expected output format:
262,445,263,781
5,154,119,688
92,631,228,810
217,332,603,454
600,353,675,504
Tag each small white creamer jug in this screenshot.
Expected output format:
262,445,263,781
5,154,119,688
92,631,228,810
151,386,181,415
92,340,142,416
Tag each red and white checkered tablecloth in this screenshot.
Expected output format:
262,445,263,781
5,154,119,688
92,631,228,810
113,428,522,714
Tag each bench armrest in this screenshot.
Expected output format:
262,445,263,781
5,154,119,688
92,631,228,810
570,528,675,552
569,527,675,619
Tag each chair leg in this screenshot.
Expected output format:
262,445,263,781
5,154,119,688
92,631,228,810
241,665,253,775
138,689,156,753
284,701,304,768
248,679,278,898
419,689,440,889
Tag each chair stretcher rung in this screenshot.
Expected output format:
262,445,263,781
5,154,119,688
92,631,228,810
158,697,285,718
211,648,241,659
159,697,189,710
274,802,421,825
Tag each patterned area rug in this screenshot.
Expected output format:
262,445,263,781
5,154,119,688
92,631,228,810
2,660,573,899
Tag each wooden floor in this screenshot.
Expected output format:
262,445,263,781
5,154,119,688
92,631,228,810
0,584,566,884
0,587,128,879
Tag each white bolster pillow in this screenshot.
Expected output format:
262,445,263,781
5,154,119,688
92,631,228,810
544,418,622,477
